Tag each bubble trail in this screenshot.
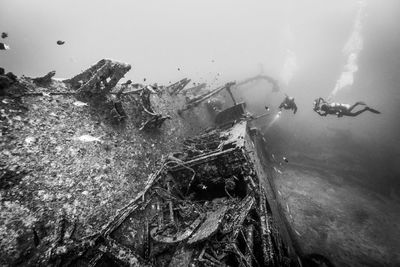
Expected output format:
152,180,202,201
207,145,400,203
281,49,298,87
329,1,365,99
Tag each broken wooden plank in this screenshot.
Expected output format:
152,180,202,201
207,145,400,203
88,251,105,267
188,82,235,104
179,81,235,112
150,215,204,244
221,195,254,237
244,224,255,266
231,243,251,267
64,59,131,95
166,181,175,225
167,78,191,94
99,237,148,267
259,188,275,266
143,219,150,260
180,82,206,94
187,205,228,245
156,201,164,230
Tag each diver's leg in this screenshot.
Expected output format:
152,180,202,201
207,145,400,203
348,102,366,112
346,108,368,116
347,107,380,116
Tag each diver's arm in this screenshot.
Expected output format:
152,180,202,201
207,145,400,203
293,103,298,114
315,97,323,105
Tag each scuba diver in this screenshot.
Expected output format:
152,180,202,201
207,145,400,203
279,95,298,114
313,97,381,117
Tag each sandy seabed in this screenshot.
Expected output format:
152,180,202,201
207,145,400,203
274,161,400,267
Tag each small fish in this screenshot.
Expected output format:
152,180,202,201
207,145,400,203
265,106,269,111
75,135,102,143
56,40,65,45
143,78,146,82
73,101,88,107
42,92,51,97
283,157,289,163
1,32,8,39
177,68,180,71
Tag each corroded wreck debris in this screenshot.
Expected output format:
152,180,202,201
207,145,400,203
180,74,280,114
60,59,170,129
39,121,300,266
167,78,191,95
0,67,18,94
64,59,131,95
117,83,171,130
182,82,207,96
32,71,56,85
180,82,236,113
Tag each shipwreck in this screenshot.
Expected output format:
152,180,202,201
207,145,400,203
1,59,331,266
36,122,301,266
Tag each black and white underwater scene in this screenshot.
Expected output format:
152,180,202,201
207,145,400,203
1,0,399,266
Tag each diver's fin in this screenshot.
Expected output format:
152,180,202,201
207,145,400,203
367,107,381,114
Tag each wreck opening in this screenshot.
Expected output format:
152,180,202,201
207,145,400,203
184,173,248,201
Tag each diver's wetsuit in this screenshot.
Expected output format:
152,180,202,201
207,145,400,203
279,96,298,114
313,97,380,117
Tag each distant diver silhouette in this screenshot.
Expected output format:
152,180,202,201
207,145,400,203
56,40,65,45
0,42,10,50
279,95,298,114
313,97,380,117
